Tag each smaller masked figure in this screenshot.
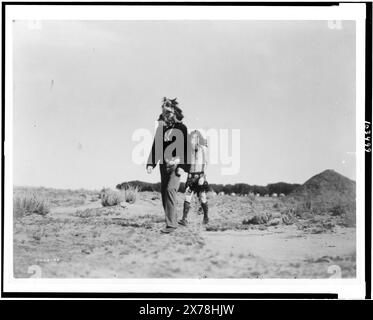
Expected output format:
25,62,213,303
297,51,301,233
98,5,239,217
179,130,209,225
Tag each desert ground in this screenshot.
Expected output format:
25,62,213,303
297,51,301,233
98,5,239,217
13,183,356,279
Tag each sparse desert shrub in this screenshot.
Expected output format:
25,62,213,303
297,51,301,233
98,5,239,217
330,203,352,216
292,201,315,218
101,188,124,207
13,192,50,218
99,187,110,199
151,193,160,201
90,195,99,202
304,201,312,210
337,214,356,227
124,185,139,204
281,209,296,225
309,220,336,234
243,212,271,225
248,193,256,202
268,217,281,226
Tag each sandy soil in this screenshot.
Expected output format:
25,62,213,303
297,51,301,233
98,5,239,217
13,191,356,278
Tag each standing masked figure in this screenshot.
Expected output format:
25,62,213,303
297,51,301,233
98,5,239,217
147,97,190,234
179,130,209,226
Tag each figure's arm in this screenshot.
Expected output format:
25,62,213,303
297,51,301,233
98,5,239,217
178,124,191,173
146,122,163,169
146,139,157,169
201,145,208,173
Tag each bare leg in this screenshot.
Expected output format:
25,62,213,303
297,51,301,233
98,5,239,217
179,187,193,225
199,191,209,224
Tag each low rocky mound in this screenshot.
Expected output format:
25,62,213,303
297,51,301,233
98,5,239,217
290,169,355,204
288,169,356,226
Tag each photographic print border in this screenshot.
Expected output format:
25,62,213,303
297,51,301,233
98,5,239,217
1,1,371,299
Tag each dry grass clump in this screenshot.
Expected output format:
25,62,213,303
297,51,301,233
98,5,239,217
101,188,124,207
13,192,50,218
100,186,139,207
123,185,139,204
14,186,94,207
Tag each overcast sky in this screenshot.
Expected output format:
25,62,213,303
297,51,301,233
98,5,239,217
13,20,356,189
